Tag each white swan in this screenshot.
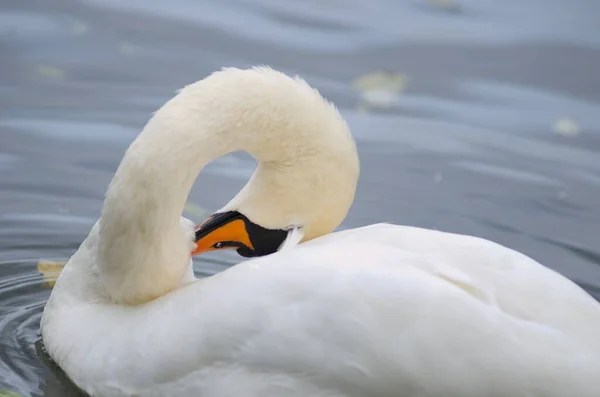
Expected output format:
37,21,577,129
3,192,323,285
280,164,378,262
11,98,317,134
41,67,600,397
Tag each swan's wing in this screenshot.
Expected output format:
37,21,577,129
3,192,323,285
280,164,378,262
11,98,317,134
302,223,600,349
185,239,599,397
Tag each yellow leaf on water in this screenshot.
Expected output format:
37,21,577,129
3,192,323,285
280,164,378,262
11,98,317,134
353,71,407,92
37,260,67,288
553,117,580,137
184,202,208,220
356,103,370,114
427,0,461,12
36,65,66,80
0,390,24,397
71,21,88,35
352,71,408,108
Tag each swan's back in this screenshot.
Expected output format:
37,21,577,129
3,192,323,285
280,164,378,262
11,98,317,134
182,230,597,395
146,227,599,397
204,231,598,397
306,224,600,348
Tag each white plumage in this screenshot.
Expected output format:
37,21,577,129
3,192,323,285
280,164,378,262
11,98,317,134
41,67,600,397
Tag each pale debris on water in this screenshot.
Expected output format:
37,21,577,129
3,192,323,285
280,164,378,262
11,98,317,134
356,103,370,114
553,117,580,137
0,390,24,397
36,65,66,80
71,21,88,35
184,201,208,220
352,71,408,109
37,260,67,288
426,0,461,12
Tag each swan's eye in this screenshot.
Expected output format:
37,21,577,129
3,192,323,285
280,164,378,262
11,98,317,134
210,241,241,250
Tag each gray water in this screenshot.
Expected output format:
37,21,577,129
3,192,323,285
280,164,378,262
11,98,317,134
1,0,600,395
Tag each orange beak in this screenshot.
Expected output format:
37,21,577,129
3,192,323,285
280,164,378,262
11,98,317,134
192,218,254,256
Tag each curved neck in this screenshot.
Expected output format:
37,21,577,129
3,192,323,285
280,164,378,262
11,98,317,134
96,67,358,305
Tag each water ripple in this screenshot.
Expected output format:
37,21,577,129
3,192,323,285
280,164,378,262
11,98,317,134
0,260,48,396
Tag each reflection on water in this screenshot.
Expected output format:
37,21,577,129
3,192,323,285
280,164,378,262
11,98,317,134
1,0,599,395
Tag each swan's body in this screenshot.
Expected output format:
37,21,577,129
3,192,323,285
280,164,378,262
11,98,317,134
41,67,600,397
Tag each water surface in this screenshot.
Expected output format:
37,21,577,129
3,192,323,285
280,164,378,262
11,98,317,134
1,0,599,395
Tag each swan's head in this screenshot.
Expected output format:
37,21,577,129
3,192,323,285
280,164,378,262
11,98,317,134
188,67,360,258
192,211,288,258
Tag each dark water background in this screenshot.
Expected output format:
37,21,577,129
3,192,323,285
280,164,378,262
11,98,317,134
1,0,600,395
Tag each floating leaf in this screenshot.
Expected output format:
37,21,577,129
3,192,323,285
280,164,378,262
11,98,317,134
184,202,208,220
356,104,369,114
36,65,66,80
37,260,67,288
352,71,408,109
426,0,461,12
71,21,88,35
553,117,580,137
0,390,25,397
353,71,408,92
